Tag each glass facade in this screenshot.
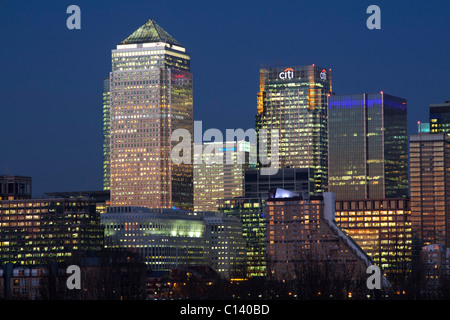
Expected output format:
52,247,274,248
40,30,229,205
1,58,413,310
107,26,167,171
118,19,182,47
244,167,315,198
409,133,450,247
255,65,332,193
102,207,207,271
109,19,193,210
218,197,267,278
328,93,408,200
383,94,409,198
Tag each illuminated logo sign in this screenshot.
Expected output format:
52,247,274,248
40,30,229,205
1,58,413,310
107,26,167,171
173,73,188,86
279,68,294,80
320,69,327,80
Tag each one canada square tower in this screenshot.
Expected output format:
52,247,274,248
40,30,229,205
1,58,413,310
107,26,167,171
108,19,193,210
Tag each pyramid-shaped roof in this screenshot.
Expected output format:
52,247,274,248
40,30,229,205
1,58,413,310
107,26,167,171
119,19,181,46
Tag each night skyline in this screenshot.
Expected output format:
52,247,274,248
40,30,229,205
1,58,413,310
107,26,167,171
1,0,449,197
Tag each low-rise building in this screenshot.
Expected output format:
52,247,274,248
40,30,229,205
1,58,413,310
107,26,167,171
265,189,386,297
102,206,208,271
0,198,104,266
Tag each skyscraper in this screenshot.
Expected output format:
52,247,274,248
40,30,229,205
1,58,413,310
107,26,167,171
109,19,193,210
409,133,450,247
328,93,408,200
255,65,332,193
429,100,450,133
193,141,254,212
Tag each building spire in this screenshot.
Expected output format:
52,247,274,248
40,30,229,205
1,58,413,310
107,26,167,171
119,18,181,46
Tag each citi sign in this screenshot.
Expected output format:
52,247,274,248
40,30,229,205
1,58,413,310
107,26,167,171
279,68,294,80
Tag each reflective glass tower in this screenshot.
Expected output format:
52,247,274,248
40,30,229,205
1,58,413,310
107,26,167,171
218,197,267,278
109,19,193,210
255,65,332,193
328,93,408,200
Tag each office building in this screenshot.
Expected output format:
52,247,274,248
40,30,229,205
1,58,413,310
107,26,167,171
420,243,450,296
429,100,450,133
102,206,207,271
0,176,32,200
0,265,48,300
409,133,450,247
194,141,254,212
0,198,104,266
203,212,246,279
102,77,111,190
328,92,408,200
44,190,110,214
109,18,193,210
255,65,332,193
334,198,412,274
244,167,314,199
0,250,147,300
218,197,266,278
264,189,378,287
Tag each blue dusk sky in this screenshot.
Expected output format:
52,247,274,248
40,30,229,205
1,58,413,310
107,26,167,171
0,0,449,196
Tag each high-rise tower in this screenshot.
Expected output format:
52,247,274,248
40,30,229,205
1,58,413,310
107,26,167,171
410,133,450,247
255,65,332,193
193,141,255,212
109,19,193,210
328,92,408,200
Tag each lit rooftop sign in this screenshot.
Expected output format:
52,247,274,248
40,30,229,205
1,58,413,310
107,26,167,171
279,68,294,80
